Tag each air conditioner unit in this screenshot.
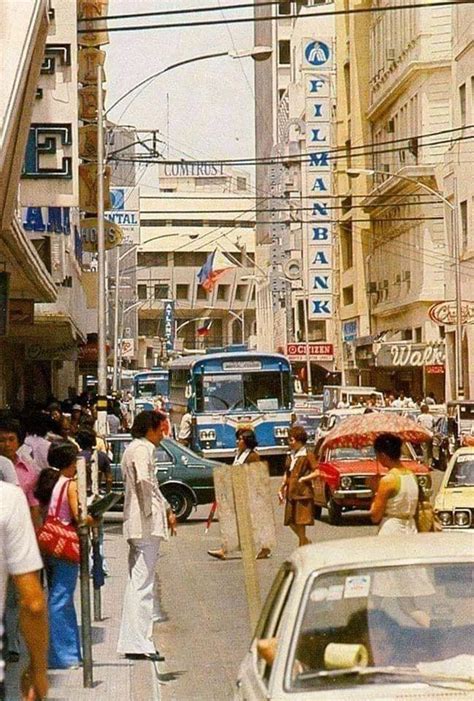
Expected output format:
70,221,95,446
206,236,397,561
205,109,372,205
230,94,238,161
386,48,396,61
381,163,391,172
395,274,402,284
403,270,411,282
386,119,395,133
366,282,377,293
378,279,388,290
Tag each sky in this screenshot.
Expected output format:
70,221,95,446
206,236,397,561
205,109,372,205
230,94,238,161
105,0,257,194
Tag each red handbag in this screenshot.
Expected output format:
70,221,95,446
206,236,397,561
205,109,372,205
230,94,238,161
37,479,80,564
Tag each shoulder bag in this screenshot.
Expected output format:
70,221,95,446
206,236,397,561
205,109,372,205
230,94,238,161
415,483,442,533
37,479,80,564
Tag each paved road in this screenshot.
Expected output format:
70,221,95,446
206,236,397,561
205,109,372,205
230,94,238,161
153,471,443,701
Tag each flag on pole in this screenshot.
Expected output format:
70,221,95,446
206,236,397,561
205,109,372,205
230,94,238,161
197,250,236,291
196,318,213,337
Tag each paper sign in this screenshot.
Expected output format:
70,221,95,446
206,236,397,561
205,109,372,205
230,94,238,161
344,575,371,599
327,585,344,601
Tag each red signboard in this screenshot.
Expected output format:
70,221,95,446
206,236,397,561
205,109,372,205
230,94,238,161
286,343,334,361
425,365,445,375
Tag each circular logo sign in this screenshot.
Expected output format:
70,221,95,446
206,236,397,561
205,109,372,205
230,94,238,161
429,301,474,326
305,40,331,66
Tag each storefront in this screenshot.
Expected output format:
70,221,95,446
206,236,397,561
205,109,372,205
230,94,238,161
374,341,446,401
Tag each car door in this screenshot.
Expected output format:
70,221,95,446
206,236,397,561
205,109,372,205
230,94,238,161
154,445,174,485
236,565,295,700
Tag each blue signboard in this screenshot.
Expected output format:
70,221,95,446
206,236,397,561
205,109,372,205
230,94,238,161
304,40,331,67
164,300,175,351
343,319,359,342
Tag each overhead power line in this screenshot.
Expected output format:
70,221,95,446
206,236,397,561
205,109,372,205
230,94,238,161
77,0,473,33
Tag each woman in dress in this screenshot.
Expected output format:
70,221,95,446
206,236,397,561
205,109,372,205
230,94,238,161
370,433,419,534
208,428,270,560
278,426,318,547
46,441,96,669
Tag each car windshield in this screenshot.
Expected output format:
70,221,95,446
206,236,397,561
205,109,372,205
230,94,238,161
327,444,414,461
136,378,168,398
195,372,291,412
289,562,473,691
447,455,474,487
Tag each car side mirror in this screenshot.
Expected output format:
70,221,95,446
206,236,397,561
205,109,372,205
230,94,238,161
181,455,189,465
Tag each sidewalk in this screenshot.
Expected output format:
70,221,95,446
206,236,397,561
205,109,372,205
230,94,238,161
4,519,157,701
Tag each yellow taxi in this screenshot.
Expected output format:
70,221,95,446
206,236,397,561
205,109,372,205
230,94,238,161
434,447,474,530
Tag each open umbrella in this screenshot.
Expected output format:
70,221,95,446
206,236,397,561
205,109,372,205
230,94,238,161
321,411,433,450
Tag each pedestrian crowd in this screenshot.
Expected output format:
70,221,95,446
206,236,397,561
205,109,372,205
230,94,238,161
0,394,152,701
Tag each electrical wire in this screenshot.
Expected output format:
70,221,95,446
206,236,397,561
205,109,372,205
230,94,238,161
77,0,474,34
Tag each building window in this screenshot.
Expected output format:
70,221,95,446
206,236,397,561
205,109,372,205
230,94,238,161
414,327,422,343
460,200,468,250
278,40,291,65
278,1,291,14
459,83,466,126
217,285,230,301
236,176,247,191
137,284,147,300
139,319,157,336
341,225,353,270
401,329,413,341
154,284,168,300
176,284,189,300
196,286,208,301
137,252,167,267
235,285,247,302
174,252,208,267
342,285,354,306
308,320,326,342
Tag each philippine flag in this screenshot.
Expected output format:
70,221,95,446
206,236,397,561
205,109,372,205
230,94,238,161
196,318,213,337
197,250,236,292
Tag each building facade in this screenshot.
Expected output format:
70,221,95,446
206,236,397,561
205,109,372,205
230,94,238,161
136,165,256,366
336,0,458,401
443,2,474,399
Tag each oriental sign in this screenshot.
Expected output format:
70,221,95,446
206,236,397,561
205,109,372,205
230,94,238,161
376,342,446,368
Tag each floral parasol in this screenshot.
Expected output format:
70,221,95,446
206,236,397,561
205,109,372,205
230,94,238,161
321,411,433,450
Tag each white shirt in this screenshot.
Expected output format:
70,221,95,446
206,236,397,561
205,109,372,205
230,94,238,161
233,448,251,465
122,438,169,541
289,446,307,471
0,483,43,682
417,413,435,431
0,456,18,485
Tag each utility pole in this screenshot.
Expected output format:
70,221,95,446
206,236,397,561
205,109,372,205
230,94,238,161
96,64,108,435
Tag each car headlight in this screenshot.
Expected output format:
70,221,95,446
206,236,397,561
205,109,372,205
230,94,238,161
454,510,471,527
199,429,216,441
437,511,453,526
274,426,288,438
340,475,352,490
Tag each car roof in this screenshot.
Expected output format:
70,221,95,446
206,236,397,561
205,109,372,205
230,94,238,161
452,446,474,457
287,533,473,576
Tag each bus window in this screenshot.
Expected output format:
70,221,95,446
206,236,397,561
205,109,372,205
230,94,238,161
195,371,291,412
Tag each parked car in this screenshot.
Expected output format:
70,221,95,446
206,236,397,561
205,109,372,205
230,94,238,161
311,443,432,525
434,447,474,530
235,533,474,701
107,434,223,521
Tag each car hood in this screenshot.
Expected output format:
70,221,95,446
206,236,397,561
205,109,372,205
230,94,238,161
322,459,427,475
435,487,474,511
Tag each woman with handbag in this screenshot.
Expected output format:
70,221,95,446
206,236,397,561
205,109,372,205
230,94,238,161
44,441,96,669
278,426,317,547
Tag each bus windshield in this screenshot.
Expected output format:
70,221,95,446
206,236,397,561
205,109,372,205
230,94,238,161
195,371,291,412
135,378,168,398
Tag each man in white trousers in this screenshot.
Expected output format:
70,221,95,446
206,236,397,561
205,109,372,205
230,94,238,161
117,410,177,661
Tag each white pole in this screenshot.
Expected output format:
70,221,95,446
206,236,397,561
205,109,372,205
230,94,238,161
452,181,464,399
97,66,108,434
112,251,120,392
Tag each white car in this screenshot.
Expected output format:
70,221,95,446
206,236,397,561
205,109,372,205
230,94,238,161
235,534,473,700
435,447,474,530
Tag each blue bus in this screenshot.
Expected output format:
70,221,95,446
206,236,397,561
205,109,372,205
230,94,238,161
168,351,294,467
132,369,169,414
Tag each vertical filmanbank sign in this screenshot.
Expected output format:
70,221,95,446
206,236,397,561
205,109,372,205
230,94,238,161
302,39,334,321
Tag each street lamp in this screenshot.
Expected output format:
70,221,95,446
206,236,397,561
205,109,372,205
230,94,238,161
96,47,273,431
347,167,463,399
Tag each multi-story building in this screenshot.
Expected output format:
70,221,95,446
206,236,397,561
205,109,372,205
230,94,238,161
136,165,256,366
336,0,454,401
0,0,57,408
254,2,338,391
443,3,474,399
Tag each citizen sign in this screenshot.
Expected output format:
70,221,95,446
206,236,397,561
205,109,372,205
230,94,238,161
376,342,446,368
287,343,334,361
